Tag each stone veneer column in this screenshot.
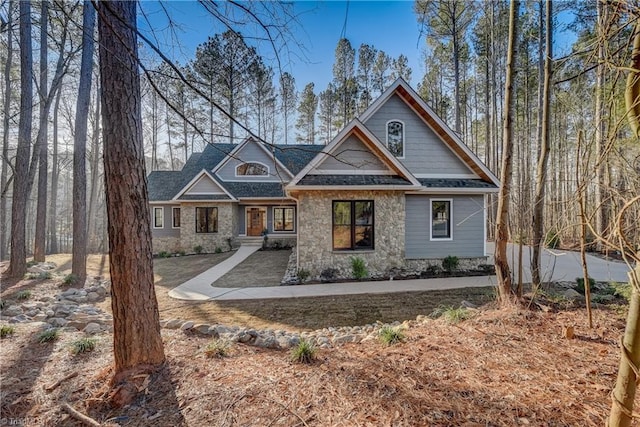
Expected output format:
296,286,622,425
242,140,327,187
296,190,405,279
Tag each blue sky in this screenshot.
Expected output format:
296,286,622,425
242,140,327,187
139,1,424,91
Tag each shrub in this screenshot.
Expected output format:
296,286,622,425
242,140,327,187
0,299,6,310
194,245,203,254
611,282,632,302
204,339,230,358
38,328,59,343
214,247,222,254
290,339,317,364
432,306,472,324
63,273,79,286
297,268,310,282
158,251,171,258
320,268,339,282
176,249,186,256
26,260,38,268
574,277,596,294
0,325,16,338
378,325,405,346
17,290,32,300
442,256,459,273
71,337,97,355
351,257,368,280
25,271,52,280
545,229,560,249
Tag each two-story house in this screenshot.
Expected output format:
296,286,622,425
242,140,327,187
148,79,499,279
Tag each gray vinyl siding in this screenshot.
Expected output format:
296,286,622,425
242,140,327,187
315,135,388,172
238,207,246,234
216,142,290,182
364,94,471,175
186,175,225,194
151,205,180,238
405,195,484,258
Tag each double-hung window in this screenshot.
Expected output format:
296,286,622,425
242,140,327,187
153,207,164,229
196,207,218,233
273,207,294,232
430,199,452,240
332,201,374,250
172,207,181,228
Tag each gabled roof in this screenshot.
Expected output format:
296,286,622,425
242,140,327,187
287,119,421,189
173,169,237,201
360,78,500,188
212,136,295,180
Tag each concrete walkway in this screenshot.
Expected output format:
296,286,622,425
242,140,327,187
168,245,260,301
168,243,632,301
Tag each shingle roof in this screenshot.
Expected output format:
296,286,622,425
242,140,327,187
417,178,498,189
297,175,413,186
147,171,184,201
272,145,325,174
221,182,287,198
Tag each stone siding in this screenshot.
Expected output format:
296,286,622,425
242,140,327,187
297,190,406,279
152,236,181,254
179,203,236,253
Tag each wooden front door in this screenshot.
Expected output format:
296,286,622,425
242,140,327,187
247,208,265,236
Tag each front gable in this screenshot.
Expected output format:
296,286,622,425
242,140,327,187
360,79,500,187
213,137,294,183
173,169,236,201
288,120,421,189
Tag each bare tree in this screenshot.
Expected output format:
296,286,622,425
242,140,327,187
72,0,95,285
97,0,165,380
0,0,14,260
7,0,33,277
494,0,518,306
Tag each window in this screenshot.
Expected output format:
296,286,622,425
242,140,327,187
196,207,218,233
236,162,268,176
153,207,163,228
273,207,294,232
431,200,452,240
172,207,181,228
386,120,404,158
332,201,374,250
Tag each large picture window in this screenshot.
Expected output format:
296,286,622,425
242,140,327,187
431,200,452,240
273,207,294,232
153,207,163,229
172,207,181,228
332,201,374,250
196,207,218,233
386,120,404,158
236,162,268,176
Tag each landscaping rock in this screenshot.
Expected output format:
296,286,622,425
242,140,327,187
86,292,101,302
180,321,195,331
193,324,211,335
254,335,278,349
48,317,68,327
164,319,183,329
3,305,23,317
83,323,102,335
563,289,584,300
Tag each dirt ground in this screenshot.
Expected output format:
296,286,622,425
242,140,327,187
1,301,637,426
212,249,291,288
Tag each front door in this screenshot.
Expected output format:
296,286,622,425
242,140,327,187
247,208,265,236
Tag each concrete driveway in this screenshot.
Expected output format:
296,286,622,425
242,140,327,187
485,242,632,283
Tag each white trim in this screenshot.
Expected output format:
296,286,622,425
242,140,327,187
218,178,291,183
429,198,453,241
413,173,479,179
287,119,421,188
272,206,296,233
235,161,270,177
212,136,294,180
310,169,395,175
171,207,181,229
359,78,500,187
149,201,180,205
172,169,237,201
153,207,164,229
245,206,268,236
385,119,405,159
406,187,500,194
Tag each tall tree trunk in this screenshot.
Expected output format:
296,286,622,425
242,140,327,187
87,81,101,253
608,18,640,427
48,87,62,254
33,0,49,262
8,0,34,277
98,0,165,376
594,0,607,250
72,0,95,285
494,0,518,306
0,0,14,261
531,0,553,288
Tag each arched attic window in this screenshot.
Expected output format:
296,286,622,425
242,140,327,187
236,161,269,176
386,120,404,158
